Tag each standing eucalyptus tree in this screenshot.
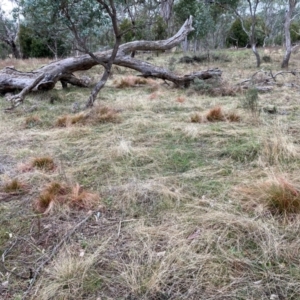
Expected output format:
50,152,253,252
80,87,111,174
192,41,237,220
282,0,299,68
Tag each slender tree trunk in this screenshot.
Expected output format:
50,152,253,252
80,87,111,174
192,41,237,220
281,1,295,69
252,43,261,67
11,42,20,59
250,10,260,68
86,0,121,107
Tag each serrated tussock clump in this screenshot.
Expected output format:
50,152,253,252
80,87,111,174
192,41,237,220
191,106,240,123
34,182,101,214
1,179,27,193
115,75,155,88
31,156,55,171
237,175,300,217
24,115,41,128
55,106,121,127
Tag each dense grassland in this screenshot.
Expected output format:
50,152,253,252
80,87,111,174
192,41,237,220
1,49,300,299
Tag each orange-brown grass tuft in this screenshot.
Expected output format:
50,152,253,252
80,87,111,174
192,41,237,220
1,179,27,193
55,113,86,127
115,75,151,88
176,96,186,103
34,182,101,214
226,112,241,122
264,177,300,215
31,156,55,171
190,113,202,123
149,92,158,100
87,106,121,124
69,183,101,209
55,108,120,127
24,115,41,128
237,175,300,217
55,115,68,127
34,182,67,214
206,106,225,122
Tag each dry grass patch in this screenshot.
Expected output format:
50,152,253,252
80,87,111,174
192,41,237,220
260,128,299,165
111,210,292,299
115,75,157,88
34,246,105,300
34,181,101,214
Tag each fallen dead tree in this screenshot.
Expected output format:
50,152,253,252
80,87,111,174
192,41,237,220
0,16,222,108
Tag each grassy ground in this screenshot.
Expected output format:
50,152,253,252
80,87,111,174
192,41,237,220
1,48,300,299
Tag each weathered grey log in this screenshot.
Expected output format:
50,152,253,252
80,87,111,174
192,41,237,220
0,16,222,106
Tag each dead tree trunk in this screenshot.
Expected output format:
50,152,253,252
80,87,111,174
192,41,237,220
0,17,222,107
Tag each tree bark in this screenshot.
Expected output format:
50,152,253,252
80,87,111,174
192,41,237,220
0,17,221,107
281,0,297,69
